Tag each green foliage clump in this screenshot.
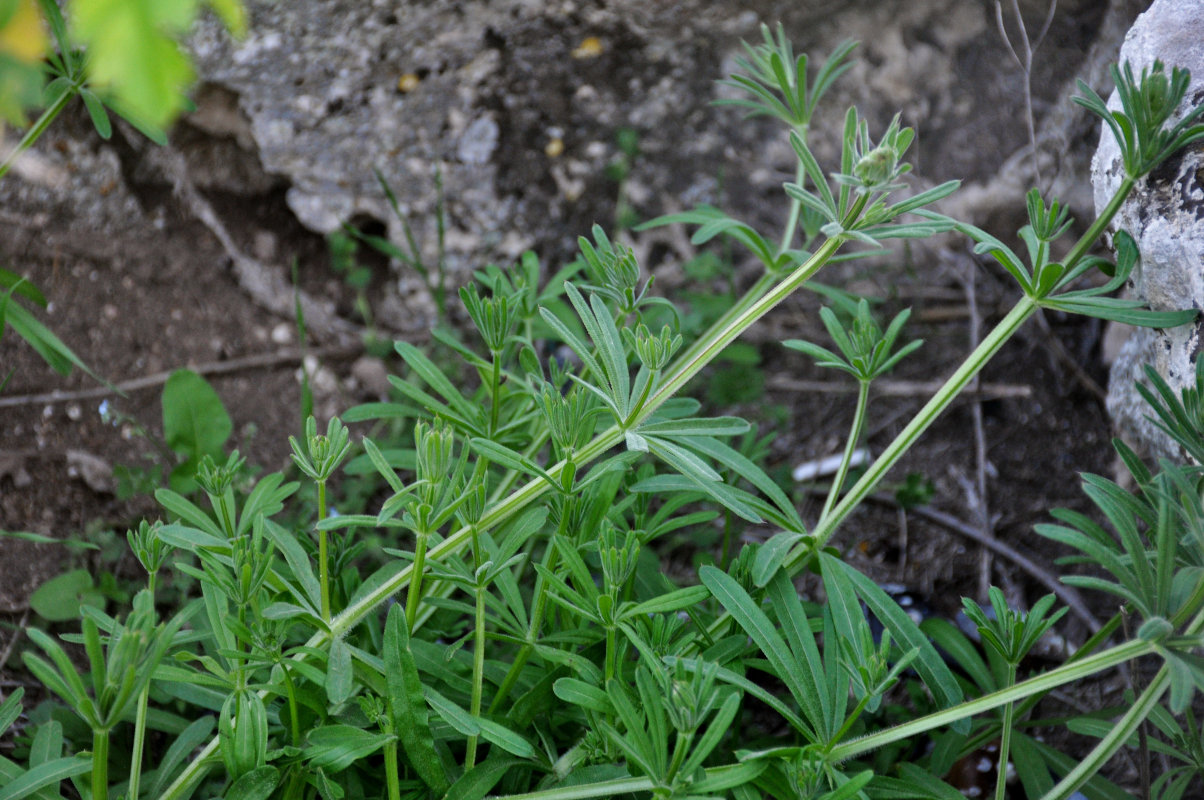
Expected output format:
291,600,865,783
5,23,1204,800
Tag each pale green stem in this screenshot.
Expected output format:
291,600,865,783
91,728,109,800
604,623,618,684
826,637,1153,762
821,379,870,519
0,86,76,182
636,237,843,426
1037,611,1204,800
1061,176,1135,275
317,480,331,623
664,730,694,790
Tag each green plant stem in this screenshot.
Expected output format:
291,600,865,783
281,666,301,747
797,297,1038,570
604,623,618,684
1061,176,1135,275
993,665,1018,800
489,353,503,436
317,480,331,623
822,379,870,519
623,370,658,427
159,238,844,800
91,728,109,800
637,236,844,424
127,687,150,800
384,739,402,800
778,161,808,254
405,529,431,629
490,526,565,714
1038,611,1204,800
466,529,486,769
826,637,1153,762
665,730,693,789
0,86,75,182
496,775,656,800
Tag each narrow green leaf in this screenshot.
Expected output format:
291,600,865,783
823,555,966,732
148,716,216,797
553,678,612,715
0,756,91,800
443,756,526,800
326,637,353,706
384,603,449,794
396,340,478,420
303,725,392,773
625,585,709,617
0,689,22,737
700,567,824,732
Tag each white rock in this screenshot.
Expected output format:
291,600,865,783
1094,0,1204,461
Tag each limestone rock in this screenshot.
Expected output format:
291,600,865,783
1094,0,1204,461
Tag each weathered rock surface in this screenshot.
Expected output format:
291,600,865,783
1095,0,1204,461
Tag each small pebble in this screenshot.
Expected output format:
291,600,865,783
271,323,293,344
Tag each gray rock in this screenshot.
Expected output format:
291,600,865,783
1094,0,1204,462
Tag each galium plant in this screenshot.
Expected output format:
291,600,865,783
7,24,1204,800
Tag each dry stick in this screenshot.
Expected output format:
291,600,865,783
0,346,358,408
944,0,1135,227
0,609,30,703
958,253,995,602
995,0,1058,185
867,496,1103,636
1029,309,1108,403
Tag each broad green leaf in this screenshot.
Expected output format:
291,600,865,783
868,763,965,799
470,437,557,488
162,370,232,491
766,570,833,735
28,570,103,622
149,713,217,795
625,584,709,617
71,0,197,128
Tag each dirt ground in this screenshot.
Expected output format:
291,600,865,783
0,0,1162,786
